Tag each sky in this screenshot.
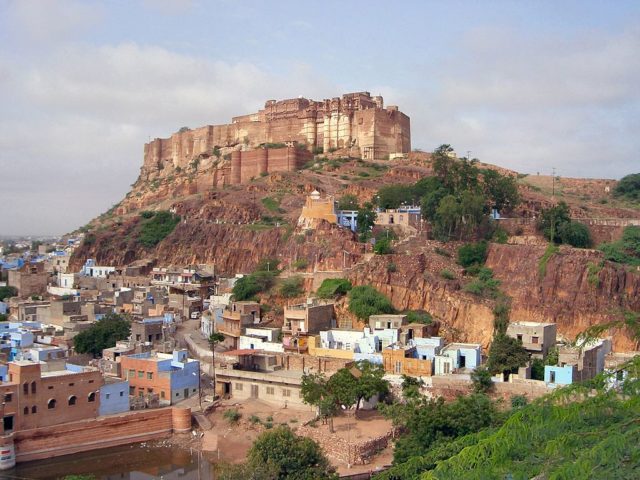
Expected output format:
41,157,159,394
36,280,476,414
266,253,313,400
1,0,639,236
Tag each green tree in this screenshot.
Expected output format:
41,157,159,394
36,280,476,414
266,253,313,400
348,285,394,320
209,331,225,395
337,194,359,210
376,184,414,209
433,195,462,240
315,278,352,299
471,366,493,393
482,169,520,212
613,172,640,201
538,201,571,244
374,237,393,255
356,202,377,241
138,210,181,248
457,241,488,267
279,276,304,298
486,334,529,378
558,221,592,248
0,286,18,301
246,426,336,480
73,313,131,357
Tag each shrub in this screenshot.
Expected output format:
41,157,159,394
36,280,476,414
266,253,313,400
457,241,488,267
386,262,397,273
138,210,181,248
538,244,559,277
613,173,640,201
434,247,451,257
223,409,241,424
463,267,500,298
471,366,493,393
405,310,432,325
558,221,591,248
279,276,304,298
261,196,281,213
249,415,262,425
374,238,393,255
292,258,308,270
348,285,394,320
440,269,455,280
140,210,154,219
511,394,528,409
316,278,352,299
0,286,18,301
337,194,359,211
492,227,509,244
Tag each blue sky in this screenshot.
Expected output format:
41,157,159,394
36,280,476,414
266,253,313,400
1,0,639,235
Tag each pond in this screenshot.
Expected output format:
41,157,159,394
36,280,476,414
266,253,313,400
3,441,215,480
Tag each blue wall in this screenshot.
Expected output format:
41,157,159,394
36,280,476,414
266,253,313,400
99,379,130,416
544,365,574,385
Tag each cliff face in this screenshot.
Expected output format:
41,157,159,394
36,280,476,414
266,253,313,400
487,244,640,350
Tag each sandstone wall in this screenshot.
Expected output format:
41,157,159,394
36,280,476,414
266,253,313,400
12,407,190,463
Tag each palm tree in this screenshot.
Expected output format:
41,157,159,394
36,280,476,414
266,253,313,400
208,332,225,397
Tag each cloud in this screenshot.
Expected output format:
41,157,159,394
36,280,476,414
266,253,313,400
0,42,334,235
405,25,640,178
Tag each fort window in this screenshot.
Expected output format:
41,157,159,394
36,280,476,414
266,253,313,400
3,394,11,402
89,380,94,384
48,399,57,409
88,392,96,402
3,415,13,432
69,383,74,387
23,407,29,415
23,383,28,395
31,406,37,414
31,381,36,394
48,386,53,390
68,395,77,406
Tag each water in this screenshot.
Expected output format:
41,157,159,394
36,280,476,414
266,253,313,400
1,441,214,480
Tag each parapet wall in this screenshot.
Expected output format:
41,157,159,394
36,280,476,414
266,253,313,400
9,407,191,465
229,147,312,184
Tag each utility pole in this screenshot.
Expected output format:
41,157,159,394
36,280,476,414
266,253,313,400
550,167,556,244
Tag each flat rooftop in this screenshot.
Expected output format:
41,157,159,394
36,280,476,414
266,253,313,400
508,321,555,327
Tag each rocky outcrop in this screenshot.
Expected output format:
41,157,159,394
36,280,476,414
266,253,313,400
487,244,640,350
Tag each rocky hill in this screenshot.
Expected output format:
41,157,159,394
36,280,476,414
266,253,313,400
71,146,640,350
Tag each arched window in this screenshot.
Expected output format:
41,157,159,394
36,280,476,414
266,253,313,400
31,406,37,414
88,392,96,403
68,395,77,406
31,381,36,394
23,383,28,395
23,406,29,415
47,399,56,409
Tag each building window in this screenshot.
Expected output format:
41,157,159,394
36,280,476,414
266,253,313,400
129,386,135,395
3,394,11,403
31,381,36,394
31,406,37,414
88,392,96,402
48,399,57,409
128,369,135,378
23,407,29,415
235,383,243,391
282,389,291,397
532,336,539,344
147,372,153,380
106,393,111,400
23,383,28,395
68,395,77,406
161,391,165,399
266,387,274,395
48,386,54,390
89,380,94,384
138,371,144,378
120,391,125,397
68,383,74,387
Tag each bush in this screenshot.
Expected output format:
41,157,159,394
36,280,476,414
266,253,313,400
457,241,488,267
463,267,500,298
405,310,432,325
0,286,18,301
492,227,509,244
348,285,394,320
316,278,352,299
374,238,393,255
613,173,640,201
261,196,281,213
598,225,640,266
140,210,154,219
138,210,181,248
440,269,455,280
511,394,528,409
471,366,493,393
538,244,559,277
279,276,304,298
223,409,241,423
387,262,397,273
337,194,359,210
292,258,308,270
249,415,262,425
558,221,591,248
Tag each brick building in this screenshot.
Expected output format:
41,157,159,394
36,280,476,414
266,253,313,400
218,301,260,350
0,361,103,434
7,263,48,298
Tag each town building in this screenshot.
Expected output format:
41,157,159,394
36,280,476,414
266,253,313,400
297,191,338,230
7,263,47,298
434,343,482,375
382,345,433,377
119,350,200,405
218,301,261,350
369,314,407,331
283,301,335,353
506,321,557,359
239,327,284,353
544,338,612,386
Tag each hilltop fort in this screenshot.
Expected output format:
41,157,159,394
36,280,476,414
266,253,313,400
141,92,410,185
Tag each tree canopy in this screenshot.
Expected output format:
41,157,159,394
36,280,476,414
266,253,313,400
73,313,131,357
613,172,640,201
348,285,394,320
537,201,591,248
0,286,18,301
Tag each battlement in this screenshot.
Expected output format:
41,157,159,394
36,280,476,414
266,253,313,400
142,92,410,177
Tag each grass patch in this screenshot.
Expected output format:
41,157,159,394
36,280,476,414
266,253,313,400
538,244,559,278
223,409,241,424
440,269,456,280
137,211,181,248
